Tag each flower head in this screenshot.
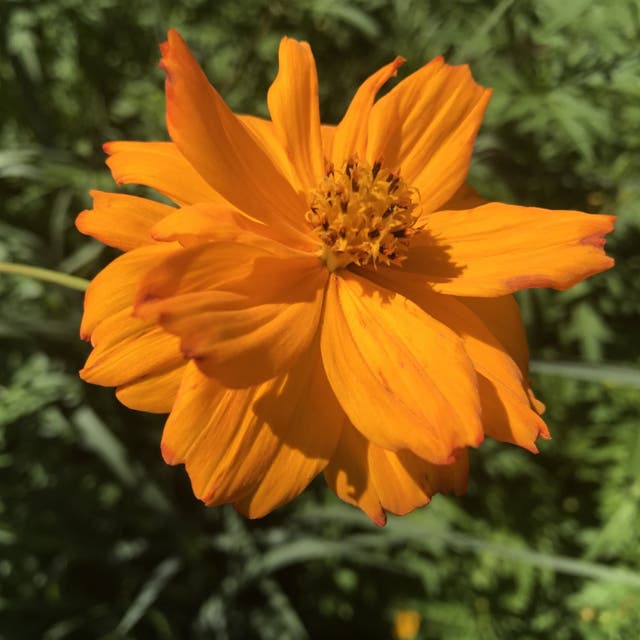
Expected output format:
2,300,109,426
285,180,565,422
77,30,614,525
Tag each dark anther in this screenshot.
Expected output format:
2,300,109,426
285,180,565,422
321,220,329,230
345,158,355,178
392,229,406,238
387,252,397,260
368,228,380,239
340,199,348,213
351,178,360,192
372,160,382,179
382,205,395,218
339,227,347,238
388,176,400,193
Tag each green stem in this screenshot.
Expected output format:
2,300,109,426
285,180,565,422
0,262,89,291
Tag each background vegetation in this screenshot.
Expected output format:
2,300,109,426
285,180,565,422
1,0,639,638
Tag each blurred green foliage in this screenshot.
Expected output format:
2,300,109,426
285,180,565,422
1,0,639,638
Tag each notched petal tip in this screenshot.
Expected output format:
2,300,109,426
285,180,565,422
75,209,90,234
580,214,617,249
389,55,407,74
160,439,178,465
471,430,485,450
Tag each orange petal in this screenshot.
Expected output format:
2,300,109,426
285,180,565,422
80,308,185,387
267,37,324,191
365,268,549,451
238,114,303,194
461,295,546,416
321,124,336,161
162,362,279,505
80,243,180,339
323,424,387,526
368,444,469,516
331,56,405,165
104,141,223,206
134,240,310,314
439,182,486,211
150,202,313,252
234,344,344,518
160,30,308,240
426,295,549,450
459,295,529,376
163,348,341,512
76,191,174,251
324,424,469,524
135,242,327,387
366,57,491,213
406,203,615,296
320,271,483,464
116,364,186,413
424,447,469,496
367,444,431,516
134,241,280,312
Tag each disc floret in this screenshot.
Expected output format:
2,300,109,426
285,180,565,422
306,157,419,271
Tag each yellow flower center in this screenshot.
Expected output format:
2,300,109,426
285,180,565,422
305,157,419,271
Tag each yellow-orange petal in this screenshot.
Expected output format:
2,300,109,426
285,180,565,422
116,364,186,413
459,295,529,376
324,424,469,524
424,447,469,496
80,308,184,387
331,56,405,165
320,271,483,464
76,191,174,251
238,114,304,195
461,295,545,416
234,344,344,518
134,238,311,314
163,349,341,511
150,202,315,252
267,37,324,192
104,141,223,206
134,241,278,313
438,182,486,212
321,124,336,162
136,243,327,387
159,288,326,388
162,362,280,505
365,268,549,451
368,445,469,516
80,243,180,339
425,295,549,450
366,57,491,213
406,203,615,296
367,445,431,516
323,424,386,526
160,30,308,240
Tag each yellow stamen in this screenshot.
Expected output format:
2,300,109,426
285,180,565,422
306,157,419,271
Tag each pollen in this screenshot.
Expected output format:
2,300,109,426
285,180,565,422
305,157,420,271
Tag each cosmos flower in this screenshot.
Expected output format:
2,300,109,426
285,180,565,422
77,30,614,525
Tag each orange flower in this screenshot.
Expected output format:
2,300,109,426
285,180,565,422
393,609,422,640
77,30,614,525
